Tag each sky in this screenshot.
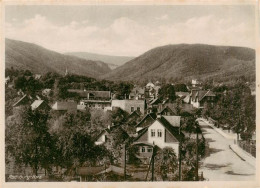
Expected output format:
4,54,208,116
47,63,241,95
5,5,256,56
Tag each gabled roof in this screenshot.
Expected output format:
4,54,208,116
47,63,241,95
150,98,161,105
161,115,181,127
159,106,175,115
191,90,216,102
134,116,184,144
146,82,155,88
176,92,189,97
94,125,121,142
157,117,184,141
31,100,45,110
130,87,145,95
52,101,77,111
135,113,156,128
128,110,142,119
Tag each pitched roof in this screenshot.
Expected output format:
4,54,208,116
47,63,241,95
157,117,184,141
52,101,77,111
191,90,215,102
67,89,111,99
175,92,189,97
94,125,120,141
159,106,175,115
77,166,105,175
13,94,29,107
31,100,44,110
130,87,145,95
128,110,142,119
162,115,181,127
134,116,184,144
150,98,161,105
135,113,156,128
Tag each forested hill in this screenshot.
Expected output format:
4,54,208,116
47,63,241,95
5,38,111,78
102,44,255,84
65,52,134,70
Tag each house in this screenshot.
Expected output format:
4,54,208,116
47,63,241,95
94,125,128,145
68,89,111,109
135,113,157,132
147,98,161,113
13,94,31,108
190,90,216,108
146,82,155,89
158,106,176,116
127,110,142,124
31,100,50,111
94,125,114,145
34,74,42,80
133,115,183,163
175,92,189,98
77,165,129,182
77,166,105,181
129,86,145,100
52,101,77,112
183,94,190,104
111,99,145,114
68,89,111,100
42,89,51,97
191,79,202,87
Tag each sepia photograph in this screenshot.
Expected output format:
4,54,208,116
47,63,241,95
1,0,258,187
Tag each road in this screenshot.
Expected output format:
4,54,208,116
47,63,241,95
198,119,255,181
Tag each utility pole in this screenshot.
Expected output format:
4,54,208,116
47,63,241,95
151,150,155,181
196,122,199,181
178,124,182,181
124,144,127,181
179,139,182,181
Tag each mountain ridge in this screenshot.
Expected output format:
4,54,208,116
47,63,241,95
101,44,255,83
65,52,135,69
5,38,111,78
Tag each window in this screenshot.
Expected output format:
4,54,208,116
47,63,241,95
157,129,162,137
141,147,146,153
137,107,141,111
151,129,155,137
131,107,134,112
147,148,153,152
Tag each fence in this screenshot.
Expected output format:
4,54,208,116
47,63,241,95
238,140,256,157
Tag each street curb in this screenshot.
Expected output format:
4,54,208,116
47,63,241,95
199,118,236,140
229,145,245,161
229,144,255,168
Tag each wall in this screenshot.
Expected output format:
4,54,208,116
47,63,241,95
112,100,145,114
147,121,179,156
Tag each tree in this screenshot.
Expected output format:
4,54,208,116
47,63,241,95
174,84,188,92
49,111,110,175
6,107,55,176
91,109,112,132
104,127,129,165
111,107,129,126
155,147,178,181
158,84,176,102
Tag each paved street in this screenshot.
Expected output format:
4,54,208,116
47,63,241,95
198,119,255,181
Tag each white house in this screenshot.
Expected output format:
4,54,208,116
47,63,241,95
190,90,216,108
111,99,145,114
133,115,183,162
